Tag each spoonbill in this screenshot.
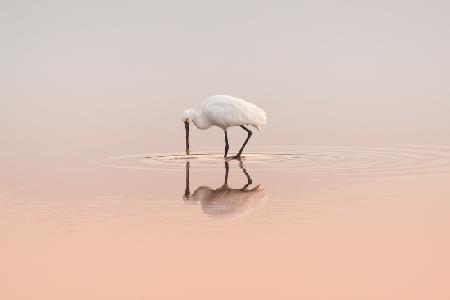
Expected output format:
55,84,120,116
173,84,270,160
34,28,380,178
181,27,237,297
182,95,267,158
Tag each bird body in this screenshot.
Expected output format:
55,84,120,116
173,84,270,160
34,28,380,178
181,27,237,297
183,95,267,130
182,95,267,158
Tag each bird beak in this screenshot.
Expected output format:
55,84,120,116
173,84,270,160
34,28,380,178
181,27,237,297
185,121,190,155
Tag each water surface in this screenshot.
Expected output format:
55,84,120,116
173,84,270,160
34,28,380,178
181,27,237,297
1,145,450,299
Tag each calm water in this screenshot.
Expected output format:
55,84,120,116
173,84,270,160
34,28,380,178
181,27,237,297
1,145,450,299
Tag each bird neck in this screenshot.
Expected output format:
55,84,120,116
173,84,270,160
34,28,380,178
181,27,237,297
192,111,211,130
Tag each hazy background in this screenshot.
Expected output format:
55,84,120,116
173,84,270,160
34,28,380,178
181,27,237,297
2,0,450,160
2,2,450,299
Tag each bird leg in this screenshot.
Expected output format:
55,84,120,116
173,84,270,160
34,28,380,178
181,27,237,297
233,125,252,159
224,129,229,158
237,159,253,190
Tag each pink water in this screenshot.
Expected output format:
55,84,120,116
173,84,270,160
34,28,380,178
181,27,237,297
1,144,450,299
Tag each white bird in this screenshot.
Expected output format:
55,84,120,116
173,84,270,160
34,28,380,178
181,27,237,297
182,95,267,158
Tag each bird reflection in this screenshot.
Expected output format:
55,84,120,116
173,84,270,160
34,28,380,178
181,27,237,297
183,160,267,219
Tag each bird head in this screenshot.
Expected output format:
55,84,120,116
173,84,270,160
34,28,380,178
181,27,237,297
182,109,197,123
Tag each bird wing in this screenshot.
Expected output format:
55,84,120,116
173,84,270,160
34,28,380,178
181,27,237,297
201,96,267,129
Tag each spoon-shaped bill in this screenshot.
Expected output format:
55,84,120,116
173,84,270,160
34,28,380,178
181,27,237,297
185,121,190,155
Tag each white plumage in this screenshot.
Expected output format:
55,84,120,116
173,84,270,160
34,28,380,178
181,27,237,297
182,95,267,158
183,95,267,130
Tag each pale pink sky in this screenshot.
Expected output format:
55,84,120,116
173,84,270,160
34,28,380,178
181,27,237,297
1,0,449,159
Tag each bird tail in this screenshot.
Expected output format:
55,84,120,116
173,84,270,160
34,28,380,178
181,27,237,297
254,108,267,130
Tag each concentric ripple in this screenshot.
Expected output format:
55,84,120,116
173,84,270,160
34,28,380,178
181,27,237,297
105,145,450,177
